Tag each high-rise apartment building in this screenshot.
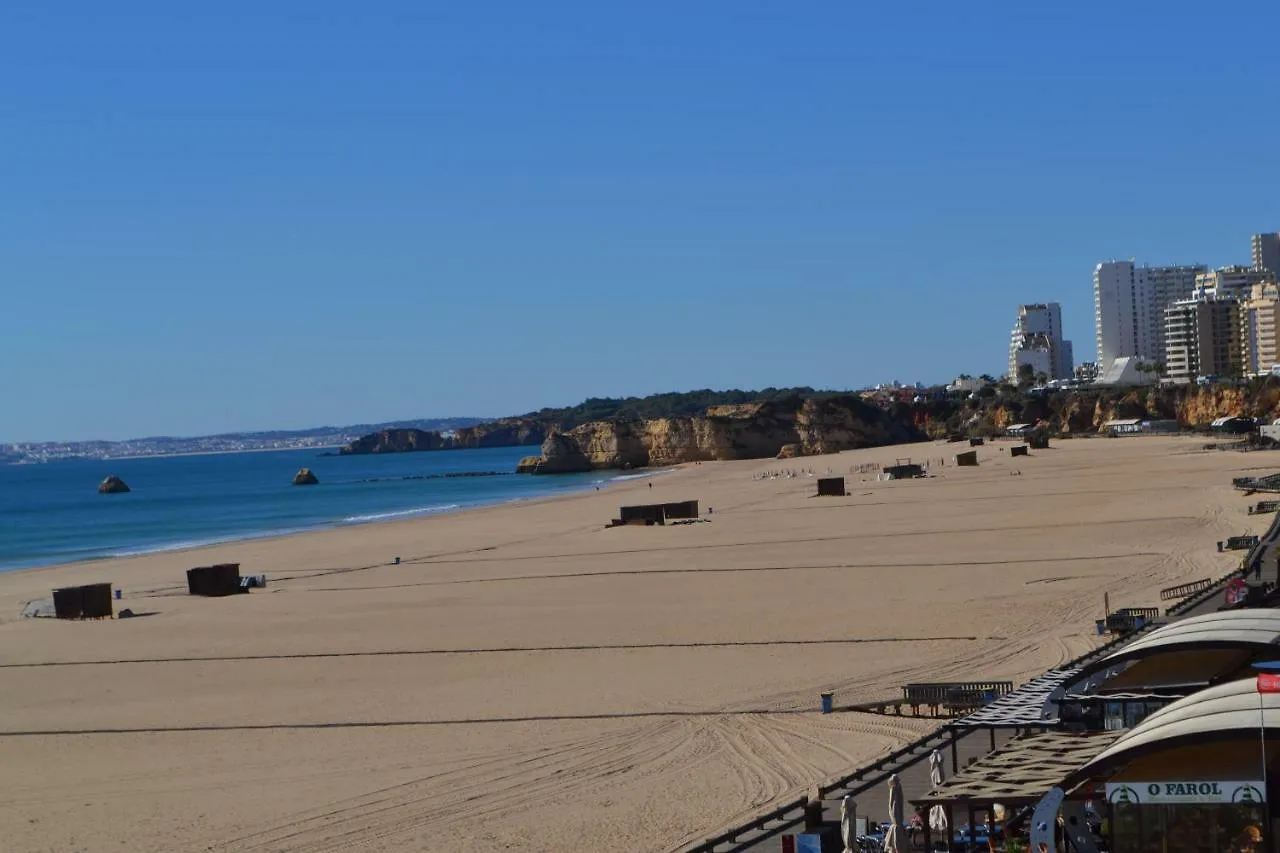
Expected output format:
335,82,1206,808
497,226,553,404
1093,261,1205,372
1193,265,1272,299
1253,232,1280,277
1242,282,1280,374
1008,303,1072,381
1163,296,1244,383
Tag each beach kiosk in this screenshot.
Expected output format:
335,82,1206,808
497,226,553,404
1062,678,1276,853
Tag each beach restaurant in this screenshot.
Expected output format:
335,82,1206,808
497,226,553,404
916,611,1280,853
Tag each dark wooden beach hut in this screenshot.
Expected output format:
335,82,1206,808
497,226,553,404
660,500,700,520
955,450,979,467
884,462,924,479
187,563,242,597
1026,434,1050,449
52,582,113,620
618,504,666,525
1010,445,1028,457
816,476,846,497
969,437,985,447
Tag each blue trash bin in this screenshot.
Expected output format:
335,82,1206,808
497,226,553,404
820,692,834,714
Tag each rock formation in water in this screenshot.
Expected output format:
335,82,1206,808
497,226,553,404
98,475,130,494
292,468,319,485
523,431,595,474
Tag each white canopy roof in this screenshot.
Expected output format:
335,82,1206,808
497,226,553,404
1070,610,1280,686
1075,677,1280,778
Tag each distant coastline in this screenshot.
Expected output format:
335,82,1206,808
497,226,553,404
106,444,346,462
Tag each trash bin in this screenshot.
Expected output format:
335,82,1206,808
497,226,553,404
820,692,834,714
114,589,122,600
1095,619,1105,635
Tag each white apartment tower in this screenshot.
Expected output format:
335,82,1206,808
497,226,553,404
1093,261,1205,372
1008,303,1073,381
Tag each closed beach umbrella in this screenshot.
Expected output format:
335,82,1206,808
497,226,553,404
841,795,857,853
884,774,904,853
928,750,948,833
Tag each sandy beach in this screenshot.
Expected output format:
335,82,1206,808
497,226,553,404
0,436,1262,852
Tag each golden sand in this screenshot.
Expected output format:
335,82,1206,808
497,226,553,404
0,436,1260,852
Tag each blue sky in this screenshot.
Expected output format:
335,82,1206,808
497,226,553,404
3,3,1278,442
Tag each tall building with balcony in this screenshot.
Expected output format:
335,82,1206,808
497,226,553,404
1093,262,1204,372
1009,302,1073,381
1163,295,1244,383
1241,281,1280,374
1193,265,1272,299
1253,232,1280,277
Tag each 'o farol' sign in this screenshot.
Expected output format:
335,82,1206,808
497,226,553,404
1106,781,1265,805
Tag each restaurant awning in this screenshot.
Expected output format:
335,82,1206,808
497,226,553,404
914,731,1121,808
951,668,1081,728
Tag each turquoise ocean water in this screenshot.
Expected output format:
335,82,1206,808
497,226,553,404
0,446,619,571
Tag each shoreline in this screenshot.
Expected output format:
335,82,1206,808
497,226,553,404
0,436,1255,852
0,464,681,578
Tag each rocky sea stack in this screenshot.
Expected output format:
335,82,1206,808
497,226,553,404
98,475,130,494
292,468,320,486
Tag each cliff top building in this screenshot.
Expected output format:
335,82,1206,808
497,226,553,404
1093,261,1205,373
1008,302,1072,382
1163,294,1243,384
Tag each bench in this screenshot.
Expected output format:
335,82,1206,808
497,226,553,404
1226,535,1261,551
1251,501,1280,515
901,681,1012,717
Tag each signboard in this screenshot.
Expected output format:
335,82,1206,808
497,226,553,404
1105,781,1266,805
1226,578,1248,606
1259,672,1280,693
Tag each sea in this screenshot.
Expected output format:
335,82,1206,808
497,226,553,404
0,446,643,571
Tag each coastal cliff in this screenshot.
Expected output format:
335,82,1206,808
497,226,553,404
343,382,1280,467
519,396,921,474
338,420,545,455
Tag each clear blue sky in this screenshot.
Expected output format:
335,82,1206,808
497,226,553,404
4,3,1278,442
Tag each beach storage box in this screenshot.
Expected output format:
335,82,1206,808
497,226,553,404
816,477,845,497
618,505,665,525
955,451,979,467
969,437,985,446
187,563,242,597
660,500,699,520
1010,445,1029,457
52,583,113,620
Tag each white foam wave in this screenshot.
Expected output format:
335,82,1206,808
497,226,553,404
341,504,460,523
609,468,677,482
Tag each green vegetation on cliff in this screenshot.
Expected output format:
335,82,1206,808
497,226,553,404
519,388,833,427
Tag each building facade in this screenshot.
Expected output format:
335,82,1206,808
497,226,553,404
1193,265,1271,299
1009,303,1072,382
1253,232,1280,277
1241,281,1280,374
1163,295,1244,383
1093,262,1204,373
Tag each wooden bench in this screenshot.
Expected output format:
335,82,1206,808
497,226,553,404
901,681,1012,717
1226,535,1261,551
